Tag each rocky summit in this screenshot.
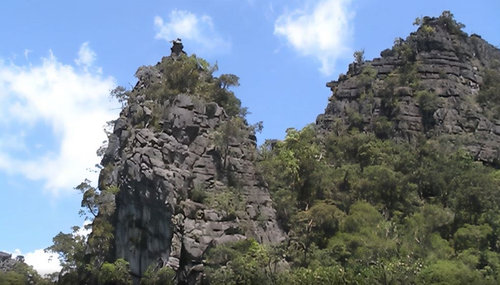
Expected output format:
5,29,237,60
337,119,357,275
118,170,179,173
98,55,285,283
316,12,500,164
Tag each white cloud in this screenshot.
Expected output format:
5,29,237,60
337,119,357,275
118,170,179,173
0,45,119,195
25,249,62,277
24,49,32,61
7,248,61,277
274,0,354,75
154,10,230,53
5,222,91,277
75,42,96,69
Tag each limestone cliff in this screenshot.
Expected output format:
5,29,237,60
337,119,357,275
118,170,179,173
98,55,285,283
316,12,500,164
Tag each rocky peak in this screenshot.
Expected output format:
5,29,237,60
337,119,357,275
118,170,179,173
98,54,285,283
317,11,500,164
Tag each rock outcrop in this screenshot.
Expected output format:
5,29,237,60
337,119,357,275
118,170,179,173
316,13,500,164
0,252,25,273
99,56,285,283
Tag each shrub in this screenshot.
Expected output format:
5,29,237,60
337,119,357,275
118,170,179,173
416,90,440,132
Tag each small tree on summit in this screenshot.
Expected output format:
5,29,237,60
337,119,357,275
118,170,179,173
353,49,365,65
110,86,130,107
218,74,240,89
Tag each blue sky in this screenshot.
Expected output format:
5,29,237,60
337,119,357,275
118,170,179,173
1,0,499,275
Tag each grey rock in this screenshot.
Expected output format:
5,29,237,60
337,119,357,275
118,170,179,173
97,56,286,284
316,15,500,164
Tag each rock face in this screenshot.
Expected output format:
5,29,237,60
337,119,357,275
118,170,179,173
0,251,24,272
316,13,500,164
99,57,285,283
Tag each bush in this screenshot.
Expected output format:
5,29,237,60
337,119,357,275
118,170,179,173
417,260,484,285
416,90,440,132
477,68,500,119
98,259,132,285
373,116,393,139
141,266,176,285
205,239,275,285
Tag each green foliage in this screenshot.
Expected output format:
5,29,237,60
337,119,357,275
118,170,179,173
417,260,485,285
416,90,440,132
0,261,51,285
357,64,377,90
353,49,365,65
413,17,422,26
157,54,206,96
477,68,500,119
213,116,249,170
46,226,87,281
0,271,25,285
454,224,493,251
47,180,121,283
205,239,278,285
110,86,130,107
75,181,117,269
279,266,345,285
190,184,208,203
289,202,345,265
345,107,364,130
213,73,242,117
373,116,393,139
258,125,325,226
140,54,244,118
141,266,176,285
327,201,398,265
378,73,401,119
255,117,500,283
76,180,118,219
420,24,436,36
393,40,416,65
401,204,454,260
205,187,245,220
436,10,466,36
98,259,133,285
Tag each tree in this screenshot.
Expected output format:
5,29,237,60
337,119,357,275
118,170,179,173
416,90,440,132
213,74,242,117
205,239,276,285
0,261,51,285
141,266,176,285
353,49,365,65
417,260,485,285
45,226,87,283
290,202,345,265
454,224,493,251
214,116,248,170
110,86,130,107
98,259,133,285
47,180,120,283
218,74,240,89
